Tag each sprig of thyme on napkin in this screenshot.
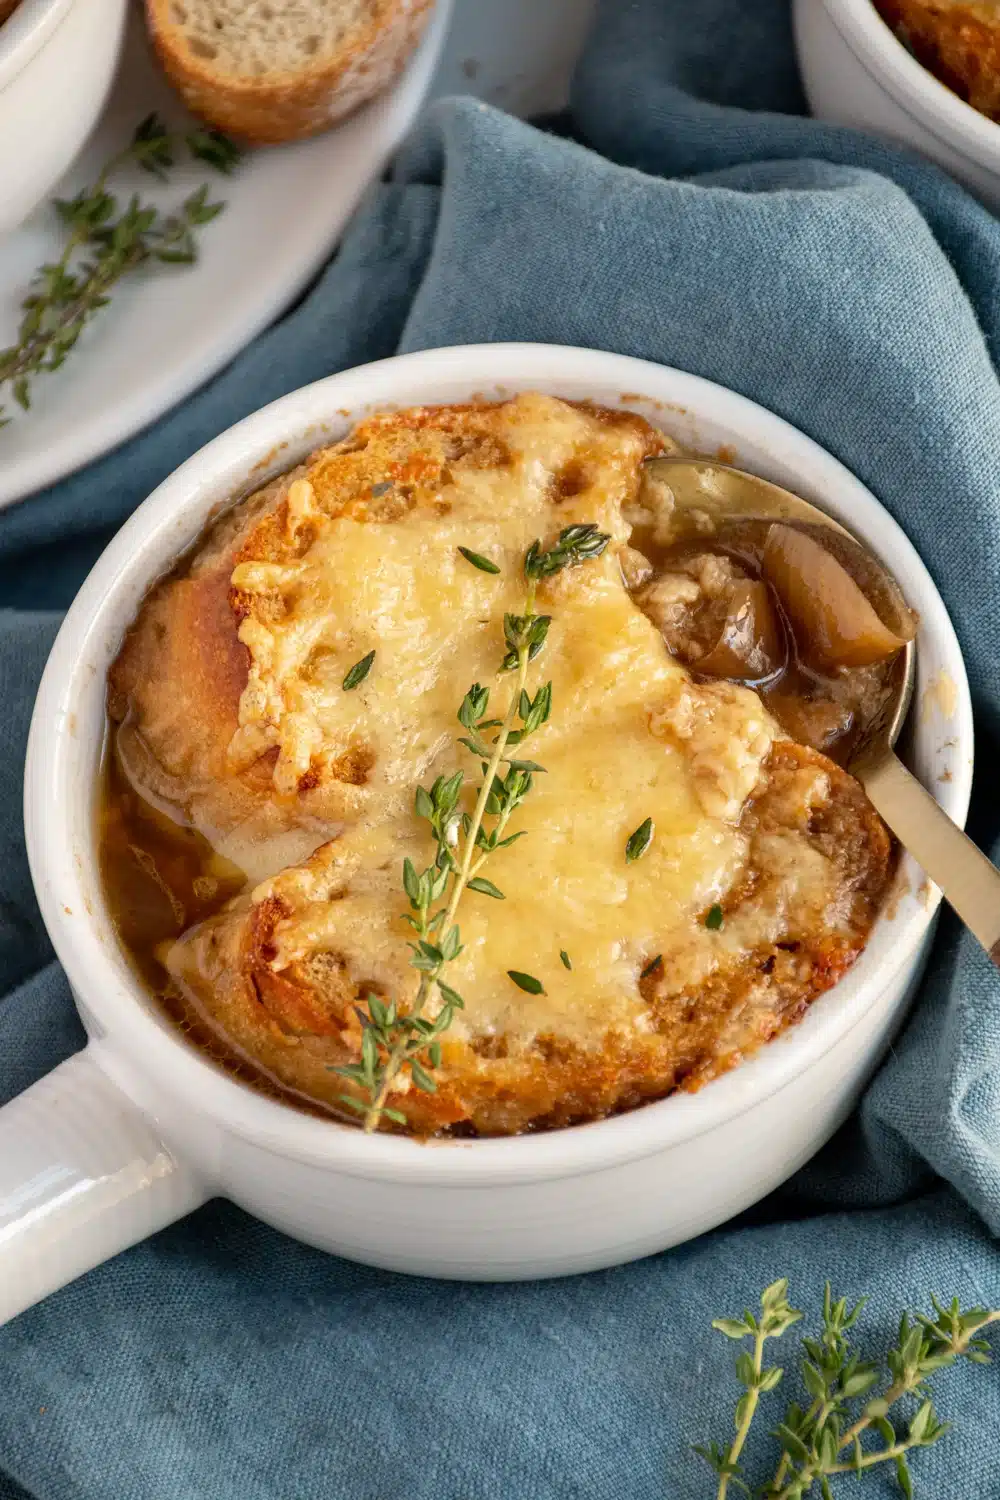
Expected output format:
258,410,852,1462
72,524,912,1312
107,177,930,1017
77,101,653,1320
0,114,240,426
334,523,611,1132
698,1279,1000,1497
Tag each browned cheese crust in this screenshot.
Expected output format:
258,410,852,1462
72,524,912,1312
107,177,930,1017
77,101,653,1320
167,740,891,1136
109,400,662,847
874,0,1000,118
108,396,895,1137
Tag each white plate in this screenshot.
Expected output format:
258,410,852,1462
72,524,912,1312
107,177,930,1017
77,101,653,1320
0,0,452,509
431,0,595,118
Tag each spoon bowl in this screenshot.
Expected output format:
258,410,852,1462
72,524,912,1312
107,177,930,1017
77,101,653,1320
644,455,999,969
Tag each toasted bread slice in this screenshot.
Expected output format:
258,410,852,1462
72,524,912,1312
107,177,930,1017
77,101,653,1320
165,739,892,1137
144,0,434,145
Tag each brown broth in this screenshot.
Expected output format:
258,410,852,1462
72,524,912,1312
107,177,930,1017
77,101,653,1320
624,515,899,765
98,736,347,1117
98,740,245,989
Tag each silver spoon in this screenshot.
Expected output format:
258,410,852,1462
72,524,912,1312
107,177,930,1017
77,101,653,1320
644,456,1000,971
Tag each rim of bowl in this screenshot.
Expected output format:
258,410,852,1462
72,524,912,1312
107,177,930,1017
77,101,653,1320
0,0,73,91
821,0,1000,161
24,343,974,1187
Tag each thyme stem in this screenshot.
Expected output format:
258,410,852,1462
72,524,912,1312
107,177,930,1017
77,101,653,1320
3,152,122,392
770,1398,823,1493
768,1308,1000,1498
361,590,536,1133
336,524,612,1132
700,1285,1000,1498
717,1323,768,1500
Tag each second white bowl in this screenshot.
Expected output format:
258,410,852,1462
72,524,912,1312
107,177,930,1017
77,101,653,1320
794,0,1000,210
0,0,127,240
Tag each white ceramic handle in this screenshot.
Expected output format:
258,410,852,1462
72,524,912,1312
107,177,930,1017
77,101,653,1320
0,1047,205,1325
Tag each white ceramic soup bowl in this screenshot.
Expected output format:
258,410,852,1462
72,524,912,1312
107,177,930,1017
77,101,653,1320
794,0,1000,210
0,0,127,240
4,343,972,1325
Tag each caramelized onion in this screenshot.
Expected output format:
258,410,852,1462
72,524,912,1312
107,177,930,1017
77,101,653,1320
694,580,784,682
762,524,907,669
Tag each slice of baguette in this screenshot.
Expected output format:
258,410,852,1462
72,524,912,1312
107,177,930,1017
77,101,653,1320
144,0,435,145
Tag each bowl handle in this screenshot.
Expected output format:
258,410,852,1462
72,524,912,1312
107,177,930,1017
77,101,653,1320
0,1045,205,1325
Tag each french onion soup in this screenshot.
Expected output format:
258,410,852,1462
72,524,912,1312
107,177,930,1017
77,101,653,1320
100,394,906,1136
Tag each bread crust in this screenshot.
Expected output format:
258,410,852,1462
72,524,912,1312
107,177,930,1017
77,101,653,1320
107,466,302,844
144,0,434,144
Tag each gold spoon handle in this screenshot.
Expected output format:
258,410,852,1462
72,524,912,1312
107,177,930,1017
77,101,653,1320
858,752,1000,969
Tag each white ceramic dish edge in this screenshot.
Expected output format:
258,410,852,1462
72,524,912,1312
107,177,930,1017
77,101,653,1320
0,0,71,88
1,343,973,1313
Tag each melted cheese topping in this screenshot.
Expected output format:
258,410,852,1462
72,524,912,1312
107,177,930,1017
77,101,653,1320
226,395,784,1048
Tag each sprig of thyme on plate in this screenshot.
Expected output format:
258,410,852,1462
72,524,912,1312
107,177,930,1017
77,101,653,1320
0,114,240,426
697,1279,1000,1498
334,522,611,1133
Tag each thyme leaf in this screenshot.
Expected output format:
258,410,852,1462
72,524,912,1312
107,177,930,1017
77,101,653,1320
342,650,376,690
458,545,501,574
625,817,654,864
507,970,545,995
524,523,611,579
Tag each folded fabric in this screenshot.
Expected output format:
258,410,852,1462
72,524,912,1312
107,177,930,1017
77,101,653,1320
1,2,999,1496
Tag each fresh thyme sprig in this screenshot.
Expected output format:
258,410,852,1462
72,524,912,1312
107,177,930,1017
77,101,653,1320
0,114,240,426
697,1280,1000,1498
696,1280,803,1499
334,522,611,1132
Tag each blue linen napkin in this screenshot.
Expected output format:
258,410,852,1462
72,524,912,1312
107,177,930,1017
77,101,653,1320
3,1,1000,1494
